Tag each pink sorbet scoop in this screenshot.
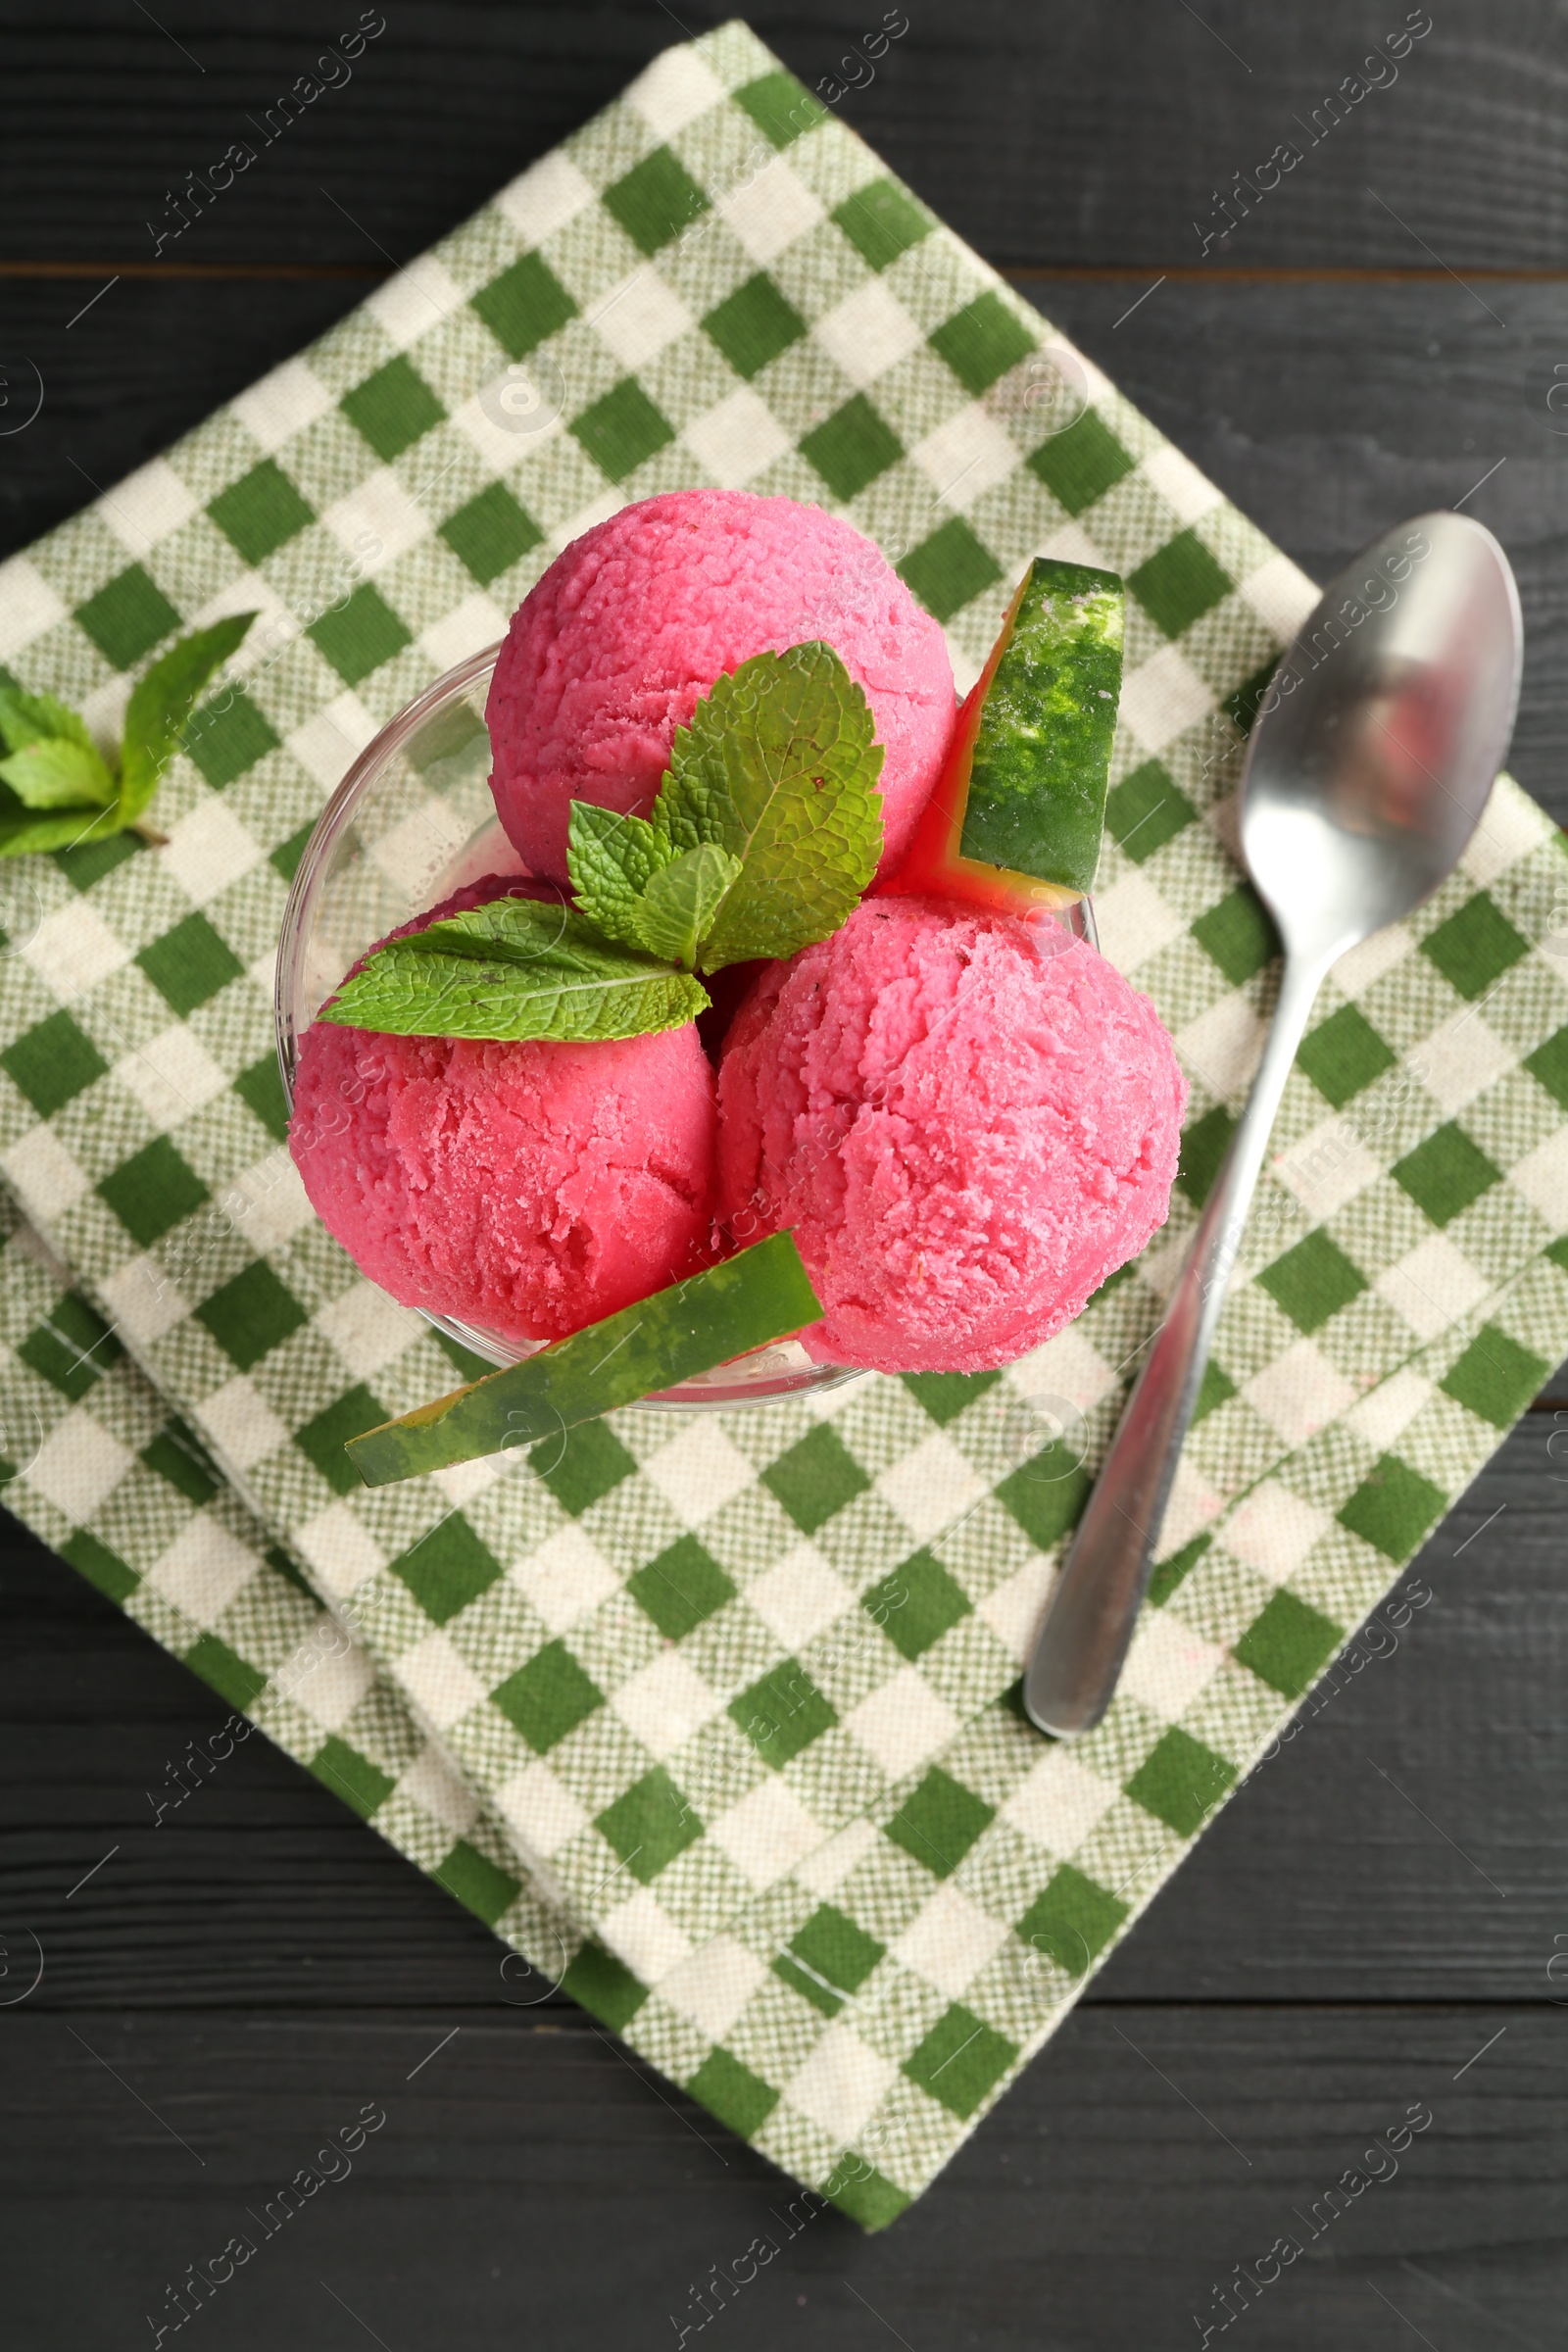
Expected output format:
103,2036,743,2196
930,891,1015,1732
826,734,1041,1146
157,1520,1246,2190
485,489,956,886
289,878,717,1346
716,896,1187,1374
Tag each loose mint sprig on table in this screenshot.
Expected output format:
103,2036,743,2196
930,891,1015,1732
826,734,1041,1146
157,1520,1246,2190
0,613,257,858
322,640,886,1046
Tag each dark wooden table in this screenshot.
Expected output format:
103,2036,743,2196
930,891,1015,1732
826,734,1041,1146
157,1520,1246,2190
3,8,1565,2344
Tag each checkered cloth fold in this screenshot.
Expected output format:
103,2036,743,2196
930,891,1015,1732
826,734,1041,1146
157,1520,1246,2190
2,22,1566,2226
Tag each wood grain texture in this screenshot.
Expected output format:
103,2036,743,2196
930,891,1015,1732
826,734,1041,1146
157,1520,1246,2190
1,5,1565,2341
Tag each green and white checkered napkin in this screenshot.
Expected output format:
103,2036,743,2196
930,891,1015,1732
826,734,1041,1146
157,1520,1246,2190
3,22,1567,2227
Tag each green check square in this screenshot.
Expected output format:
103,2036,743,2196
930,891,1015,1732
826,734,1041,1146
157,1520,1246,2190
137,910,245,1014
801,393,904,501
439,482,543,585
596,1765,703,1883
75,564,180,668
494,1640,605,1752
1524,1022,1568,1109
2,1009,108,1115
270,822,315,885
391,1516,505,1628
207,460,315,565
234,1052,290,1142
141,1424,218,1506
904,2002,1016,2120
62,1531,137,1604
183,691,281,789
313,1737,395,1823
195,1260,308,1370
703,271,806,379
1338,1451,1446,1561
730,1660,837,1767
570,378,674,480
1015,1864,1127,1977
686,2048,779,2136
832,177,936,271
434,1838,519,1925
1193,1357,1236,1424
52,833,138,891
341,354,446,461
1028,409,1136,515
531,1417,635,1515
1129,528,1233,638
98,1136,208,1248
561,1941,648,2033
297,1385,387,1496
1106,760,1195,861
1441,1324,1549,1429
773,1902,885,2016
1176,1104,1236,1207
1127,1727,1237,1837
20,1300,122,1401
1234,1589,1341,1696
626,1536,736,1640
996,1456,1090,1550
864,1548,970,1660
762,1422,869,1532
1148,1531,1211,1608
1392,1121,1500,1227
1193,884,1277,984
1297,1004,1397,1108
734,67,824,149
183,1632,268,1710
886,1767,994,1879
898,517,1004,623
1257,1229,1366,1333
1420,894,1530,1000
308,583,414,685
901,1369,1001,1425
929,290,1036,395
604,145,710,255
470,249,578,359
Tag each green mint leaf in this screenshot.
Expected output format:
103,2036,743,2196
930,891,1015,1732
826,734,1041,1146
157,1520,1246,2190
120,612,257,820
656,643,885,972
0,803,126,858
566,799,674,950
631,842,744,968
320,894,710,1043
0,737,117,809
0,680,96,758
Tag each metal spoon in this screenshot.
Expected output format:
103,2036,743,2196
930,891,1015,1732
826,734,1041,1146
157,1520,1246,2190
1024,510,1523,1740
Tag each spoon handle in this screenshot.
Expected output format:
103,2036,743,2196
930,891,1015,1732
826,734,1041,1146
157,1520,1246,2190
1024,950,1330,1739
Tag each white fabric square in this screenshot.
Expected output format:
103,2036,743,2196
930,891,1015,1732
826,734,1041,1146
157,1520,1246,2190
877,1430,985,1543
1119,643,1214,753
1240,550,1317,638
3,1125,90,1219
0,556,66,658
1039,518,1114,572
1141,444,1224,527
710,1775,822,1886
892,1882,1008,2000
235,1154,316,1253
323,466,434,565
420,591,509,673
600,1886,694,1982
287,694,379,789
744,1542,851,1651
230,357,333,454
285,1637,377,1735
200,1377,291,1475
1505,1130,1568,1228
794,1816,879,1896
1377,1232,1491,1340
102,457,197,555
663,1937,770,2041
317,1281,422,1380
1278,1115,1381,1220
642,1420,757,1524
976,1560,1051,1663
912,405,1021,508
612,1650,719,1762
159,799,262,906
395,1628,490,1732
495,1757,590,1857
785,2021,899,2143
494,150,598,244
24,902,126,1003
510,1522,620,1635
1092,867,1187,973
1332,925,1412,995
1243,1339,1357,1448
366,254,463,349
1118,1604,1225,1717
1224,1480,1332,1586
1347,1367,1433,1455
1178,993,1265,1104
813,279,924,387
845,1668,960,1778
1459,781,1549,887
1002,1746,1119,1854
1158,1455,1226,1554
1008,1325,1116,1412
682,385,794,487
26,1413,132,1520
402,1741,479,1838
1417,1010,1513,1116
718,157,824,264
590,268,693,368
100,1253,188,1343
296,1500,386,1597
627,42,726,136
115,1025,229,1125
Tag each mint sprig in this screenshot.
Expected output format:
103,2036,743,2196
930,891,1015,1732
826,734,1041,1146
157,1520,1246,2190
0,613,256,859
